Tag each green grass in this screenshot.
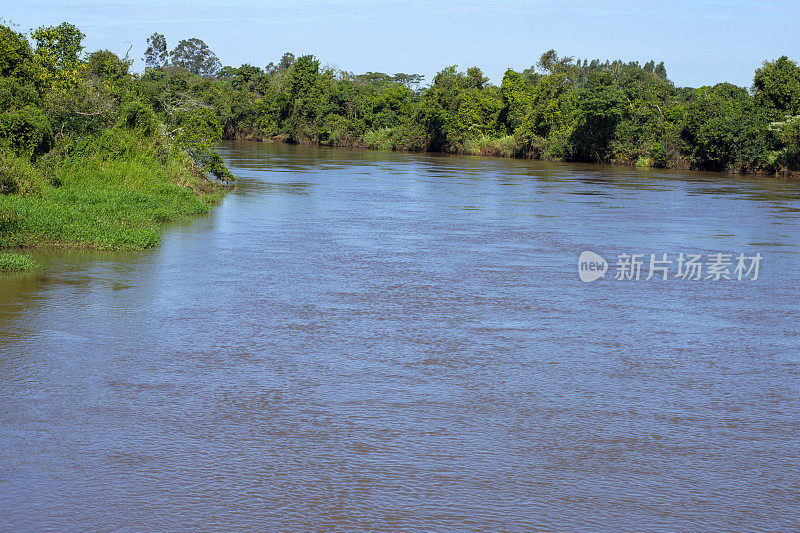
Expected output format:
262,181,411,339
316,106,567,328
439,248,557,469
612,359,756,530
462,135,519,158
363,127,397,151
0,252,40,272
0,129,228,251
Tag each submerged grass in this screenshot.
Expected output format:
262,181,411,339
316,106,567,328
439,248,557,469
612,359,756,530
0,129,228,251
0,252,40,272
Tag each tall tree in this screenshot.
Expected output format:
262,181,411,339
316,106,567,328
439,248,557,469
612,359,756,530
277,52,295,71
144,32,168,70
170,38,221,76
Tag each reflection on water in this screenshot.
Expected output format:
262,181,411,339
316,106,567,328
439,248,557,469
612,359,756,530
1,141,799,531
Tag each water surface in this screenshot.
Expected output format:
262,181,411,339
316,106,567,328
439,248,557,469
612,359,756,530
2,141,799,531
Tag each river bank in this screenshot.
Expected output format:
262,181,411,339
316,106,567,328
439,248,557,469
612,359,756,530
0,130,230,272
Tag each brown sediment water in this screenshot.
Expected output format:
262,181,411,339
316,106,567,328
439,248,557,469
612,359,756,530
1,140,799,530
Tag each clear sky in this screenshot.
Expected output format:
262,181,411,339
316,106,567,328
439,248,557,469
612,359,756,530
4,0,800,88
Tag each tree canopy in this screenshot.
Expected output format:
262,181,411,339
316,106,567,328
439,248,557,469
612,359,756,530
169,38,221,76
144,32,168,70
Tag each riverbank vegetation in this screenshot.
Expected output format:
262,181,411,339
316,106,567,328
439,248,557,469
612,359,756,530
135,33,800,175
0,251,40,272
3,22,800,267
0,22,232,270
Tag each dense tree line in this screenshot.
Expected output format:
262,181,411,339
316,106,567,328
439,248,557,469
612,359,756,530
136,32,799,174
3,22,800,180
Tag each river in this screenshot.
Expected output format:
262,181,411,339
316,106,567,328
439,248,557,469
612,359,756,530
1,141,799,531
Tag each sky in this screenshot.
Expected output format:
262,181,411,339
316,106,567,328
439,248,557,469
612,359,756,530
4,0,800,88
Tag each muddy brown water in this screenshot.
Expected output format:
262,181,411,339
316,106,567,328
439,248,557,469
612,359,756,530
1,141,799,531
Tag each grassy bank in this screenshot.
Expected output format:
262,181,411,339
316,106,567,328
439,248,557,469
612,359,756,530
0,129,228,257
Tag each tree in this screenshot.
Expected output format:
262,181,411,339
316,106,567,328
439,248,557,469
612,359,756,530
217,63,263,91
32,22,84,70
393,73,424,92
417,65,502,151
169,38,221,76
144,32,168,70
354,71,395,89
0,24,35,80
537,49,573,74
681,83,768,171
569,70,626,162
172,106,232,181
277,52,295,71
466,66,487,89
286,54,324,136
753,56,800,117
86,50,131,81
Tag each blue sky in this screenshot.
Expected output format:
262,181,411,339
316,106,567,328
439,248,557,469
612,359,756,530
4,1,799,88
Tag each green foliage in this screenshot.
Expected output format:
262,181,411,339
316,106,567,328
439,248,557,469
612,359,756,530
0,130,225,250
0,252,40,271
569,70,626,161
0,149,47,196
86,49,131,82
286,55,324,140
0,77,40,111
650,141,667,167
170,38,221,76
0,21,232,254
681,83,769,171
0,24,36,81
118,100,157,137
0,205,21,232
753,56,800,117
32,22,84,70
416,65,502,152
364,128,397,150
464,134,519,157
172,107,232,181
144,33,168,70
767,114,800,171
0,106,54,159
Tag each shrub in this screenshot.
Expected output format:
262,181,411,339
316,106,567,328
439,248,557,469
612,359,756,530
118,100,157,137
0,105,54,159
0,149,47,196
650,141,667,168
463,134,519,157
513,129,546,159
0,77,40,112
0,206,21,232
364,128,396,151
393,122,430,152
